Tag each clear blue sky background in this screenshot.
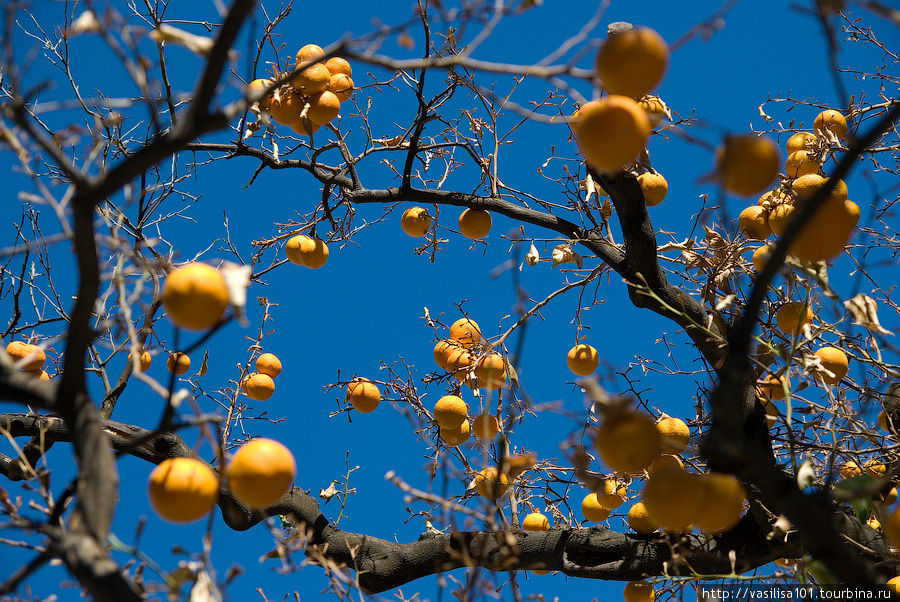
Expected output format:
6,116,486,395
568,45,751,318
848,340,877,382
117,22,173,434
2,0,897,600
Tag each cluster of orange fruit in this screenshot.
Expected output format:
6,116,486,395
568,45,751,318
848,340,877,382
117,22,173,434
241,352,282,401
400,206,493,240
248,44,355,136
737,109,859,264
4,341,49,380
285,234,329,269
147,437,296,523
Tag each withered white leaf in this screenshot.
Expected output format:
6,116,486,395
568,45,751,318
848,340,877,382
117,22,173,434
68,11,101,35
149,24,215,56
551,244,582,268
843,293,891,335
220,262,252,326
525,242,539,266
319,480,339,502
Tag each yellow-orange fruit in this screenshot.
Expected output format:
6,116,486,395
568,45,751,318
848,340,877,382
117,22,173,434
738,205,771,240
594,411,661,473
864,460,886,480
449,318,481,345
879,410,891,432
656,417,690,454
758,188,791,207
649,454,684,476
751,245,771,272
6,341,45,371
775,301,813,334
433,339,460,370
306,90,341,125
327,73,354,102
595,27,668,98
814,109,848,139
474,353,506,390
242,372,275,401
295,44,325,64
255,353,282,378
785,150,820,179
346,378,381,413
792,173,847,202
624,580,655,602
401,207,432,237
269,90,304,126
128,351,153,372
292,62,331,95
880,487,898,506
885,506,900,549
767,204,794,236
759,396,779,428
440,420,471,446
595,479,627,509
522,512,550,531
887,576,900,595
814,346,848,385
285,235,306,265
716,136,779,196
840,460,862,479
694,473,746,533
226,438,295,508
289,119,320,137
472,412,500,439
294,235,329,268
786,195,857,262
573,97,650,173
641,465,702,532
247,78,273,109
147,457,218,523
638,95,665,128
162,263,229,331
581,493,611,522
166,352,190,375
759,374,789,401
628,502,658,534
474,466,508,500
637,172,668,206
786,131,818,154
447,346,475,381
567,344,599,376
458,208,492,239
26,369,50,381
434,395,468,429
324,57,352,77
868,516,881,530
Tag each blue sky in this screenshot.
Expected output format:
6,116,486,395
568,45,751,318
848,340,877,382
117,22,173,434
1,0,898,600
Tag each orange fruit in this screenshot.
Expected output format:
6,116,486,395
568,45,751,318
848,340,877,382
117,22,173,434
759,374,789,401
775,301,813,334
638,95,665,128
166,352,190,375
226,438,296,509
433,339,460,370
637,172,667,206
868,516,882,530
716,135,779,196
326,73,354,102
878,410,891,432
123,350,148,372
581,493,611,522
786,131,817,154
738,205,771,240
595,27,668,98
656,417,689,454
786,195,856,262
306,90,341,125
6,341,45,371
401,207,432,237
162,263,229,331
785,150,820,179
285,235,306,265
814,346,848,385
434,395,468,429
346,377,381,413
458,208,491,239
887,576,900,594
792,174,847,201
759,396,779,428
567,344,599,376
147,457,218,523
641,464,702,532
624,580,655,602
247,78,273,109
767,204,794,236
693,472,746,533
649,454,684,476
241,372,275,401
294,235,329,268
864,459,886,478
880,487,898,506
573,97,650,173
269,90,304,126
627,502,658,534
595,479,627,509
886,506,900,549
522,512,550,531
447,346,475,381
840,460,862,479
440,419,470,446
751,245,771,272
814,109,848,139
295,44,325,64
474,466,508,500
474,353,506,390
292,62,331,95
593,410,661,473
256,353,282,378
26,369,50,381
324,57,352,77
449,318,481,345
472,412,500,439
289,119,320,137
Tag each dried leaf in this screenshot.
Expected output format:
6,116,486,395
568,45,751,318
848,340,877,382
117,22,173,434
319,480,338,502
67,11,101,35
397,31,414,50
843,294,891,335
221,262,252,326
149,24,215,56
551,244,583,268
502,454,536,480
525,242,539,266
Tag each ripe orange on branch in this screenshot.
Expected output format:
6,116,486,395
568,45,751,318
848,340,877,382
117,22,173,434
716,135,779,196
814,346,848,385
401,207,432,237
581,493,611,522
242,372,275,401
226,438,296,509
434,395,468,429
256,353,283,378
346,378,381,413
656,417,689,454
6,341,45,371
147,457,219,523
474,467,508,500
814,109,848,139
595,26,668,98
162,263,229,331
593,410,660,473
128,350,152,372
637,172,667,206
567,344,599,376
573,96,650,173
449,318,481,345
458,208,492,239
166,352,190,375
